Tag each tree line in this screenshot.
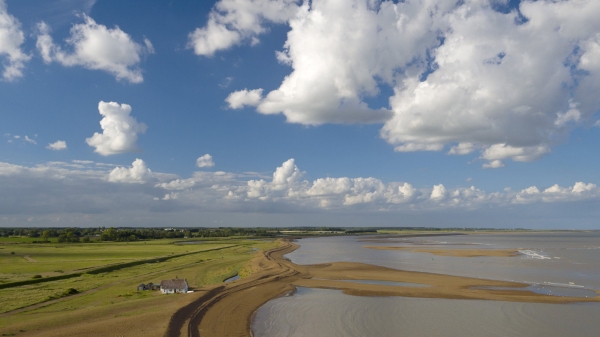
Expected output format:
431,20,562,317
0,227,279,242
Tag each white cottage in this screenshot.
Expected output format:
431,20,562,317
160,277,188,294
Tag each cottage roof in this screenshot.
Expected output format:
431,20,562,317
160,278,187,289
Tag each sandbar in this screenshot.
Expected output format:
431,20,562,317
164,240,600,337
364,245,521,257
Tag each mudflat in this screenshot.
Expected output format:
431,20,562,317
364,245,521,257
167,240,600,337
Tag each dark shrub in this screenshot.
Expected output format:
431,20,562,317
64,288,78,295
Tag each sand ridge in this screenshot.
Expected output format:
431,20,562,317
165,239,600,337
364,245,521,257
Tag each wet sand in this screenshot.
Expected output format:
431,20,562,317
364,245,521,257
165,240,600,337
357,233,466,243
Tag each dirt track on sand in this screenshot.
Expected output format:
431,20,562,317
165,239,600,337
164,241,302,337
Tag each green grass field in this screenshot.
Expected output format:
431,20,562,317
0,237,278,335
0,239,238,283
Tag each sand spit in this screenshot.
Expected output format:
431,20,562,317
165,242,301,337
357,233,466,243
165,240,600,337
364,245,521,257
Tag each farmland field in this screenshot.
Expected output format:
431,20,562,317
0,237,278,336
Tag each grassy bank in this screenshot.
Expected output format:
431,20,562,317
0,237,278,336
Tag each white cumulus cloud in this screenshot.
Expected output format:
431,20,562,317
0,0,30,80
234,159,440,208
161,192,179,200
108,158,151,183
271,158,303,188
515,182,599,204
430,184,447,201
217,159,600,210
448,143,477,156
0,158,599,227
201,0,600,165
188,0,301,56
156,179,196,191
36,15,152,83
86,101,147,156
196,154,215,168
481,144,550,168
380,0,600,163
47,140,67,150
482,160,505,169
226,89,263,109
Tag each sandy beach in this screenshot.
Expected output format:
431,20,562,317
165,239,600,337
364,245,521,257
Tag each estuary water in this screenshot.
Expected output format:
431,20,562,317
252,232,600,337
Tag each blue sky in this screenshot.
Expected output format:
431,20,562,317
1,0,600,228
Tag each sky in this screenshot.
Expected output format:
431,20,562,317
1,0,600,229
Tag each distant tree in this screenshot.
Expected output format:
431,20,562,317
66,231,80,242
82,236,91,243
100,227,116,241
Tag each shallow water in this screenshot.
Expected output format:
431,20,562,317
327,279,429,287
285,232,600,290
252,232,600,336
474,284,598,298
252,287,600,337
224,274,240,283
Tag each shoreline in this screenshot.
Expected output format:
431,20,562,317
165,239,600,337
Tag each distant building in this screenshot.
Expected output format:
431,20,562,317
160,277,188,294
137,284,146,291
